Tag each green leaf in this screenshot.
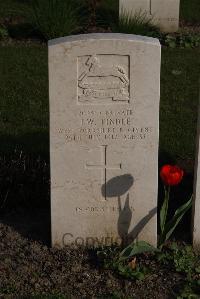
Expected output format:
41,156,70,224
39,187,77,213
162,195,193,244
168,41,176,48
169,241,179,251
135,271,145,280
119,241,159,261
160,187,170,234
185,42,192,48
195,266,200,274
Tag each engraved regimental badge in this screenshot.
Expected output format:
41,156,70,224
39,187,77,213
78,55,130,104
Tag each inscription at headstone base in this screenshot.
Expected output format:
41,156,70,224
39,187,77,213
119,0,180,33
49,33,161,247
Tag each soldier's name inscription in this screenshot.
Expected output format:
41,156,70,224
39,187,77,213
55,109,153,143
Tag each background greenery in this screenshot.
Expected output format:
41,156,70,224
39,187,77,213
0,44,199,160
0,44,48,156
0,0,199,161
0,2,199,297
0,0,29,18
0,0,199,23
180,0,200,24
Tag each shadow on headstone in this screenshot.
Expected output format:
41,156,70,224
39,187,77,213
101,174,157,245
101,174,134,198
127,207,157,244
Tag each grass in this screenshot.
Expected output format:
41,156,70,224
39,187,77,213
96,0,160,36
0,44,199,161
31,0,87,40
0,0,200,25
0,0,199,42
0,0,88,40
0,0,30,18
0,1,199,160
0,43,48,156
112,9,160,36
97,0,200,28
160,48,200,160
180,0,200,24
0,2,199,297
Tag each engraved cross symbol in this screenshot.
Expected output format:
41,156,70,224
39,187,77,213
86,145,122,200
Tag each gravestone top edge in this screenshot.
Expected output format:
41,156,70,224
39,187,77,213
48,33,160,47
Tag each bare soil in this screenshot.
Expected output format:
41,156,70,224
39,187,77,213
0,208,187,299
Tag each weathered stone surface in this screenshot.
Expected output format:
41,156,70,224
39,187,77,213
193,98,200,251
119,0,180,32
49,33,160,247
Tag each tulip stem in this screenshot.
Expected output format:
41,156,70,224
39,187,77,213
159,185,170,242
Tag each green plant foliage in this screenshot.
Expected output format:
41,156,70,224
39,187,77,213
0,26,9,39
159,195,193,248
157,243,200,274
112,9,160,37
164,34,200,49
164,35,177,48
119,241,159,261
97,244,153,281
97,246,120,264
107,258,149,281
160,186,170,234
177,280,200,299
173,246,197,274
30,0,88,40
114,262,149,280
157,243,200,298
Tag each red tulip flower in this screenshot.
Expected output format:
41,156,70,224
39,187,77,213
158,164,192,249
160,165,184,186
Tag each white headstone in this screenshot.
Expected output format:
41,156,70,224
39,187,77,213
193,90,200,251
119,0,180,33
49,33,160,248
